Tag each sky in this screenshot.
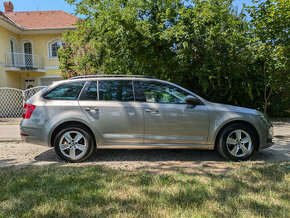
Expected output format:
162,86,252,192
0,0,76,14
0,0,254,16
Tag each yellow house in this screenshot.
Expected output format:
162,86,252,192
0,1,77,89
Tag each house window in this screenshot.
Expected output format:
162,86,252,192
48,38,62,58
9,37,17,53
24,42,32,54
9,37,17,66
51,41,61,58
10,40,14,53
23,42,33,67
10,40,15,66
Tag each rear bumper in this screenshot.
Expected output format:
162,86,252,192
20,126,49,147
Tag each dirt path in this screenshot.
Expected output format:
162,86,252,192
0,120,289,174
0,135,289,174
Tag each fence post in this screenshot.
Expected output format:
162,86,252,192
22,89,26,106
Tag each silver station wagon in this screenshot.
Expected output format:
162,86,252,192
20,75,274,162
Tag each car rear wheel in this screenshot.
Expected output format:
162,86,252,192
54,125,94,162
216,123,257,161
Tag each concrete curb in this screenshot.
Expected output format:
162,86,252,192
275,135,290,139
0,139,22,142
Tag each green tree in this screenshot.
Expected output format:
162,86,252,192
246,0,290,115
59,0,185,78
59,0,255,102
58,0,289,116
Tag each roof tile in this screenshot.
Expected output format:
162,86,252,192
4,10,78,29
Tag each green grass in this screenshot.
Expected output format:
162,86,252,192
0,163,289,217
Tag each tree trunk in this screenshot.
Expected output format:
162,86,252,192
263,61,272,115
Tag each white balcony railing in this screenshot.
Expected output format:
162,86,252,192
5,52,45,69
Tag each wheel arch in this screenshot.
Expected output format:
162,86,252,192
214,120,260,151
49,121,96,147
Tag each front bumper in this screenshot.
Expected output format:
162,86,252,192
260,126,274,149
267,126,274,146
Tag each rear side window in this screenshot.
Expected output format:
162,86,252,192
43,82,85,100
99,80,134,101
84,81,98,100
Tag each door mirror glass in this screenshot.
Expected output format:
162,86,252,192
186,95,199,105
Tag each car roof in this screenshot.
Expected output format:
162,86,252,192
69,75,155,80
48,75,159,90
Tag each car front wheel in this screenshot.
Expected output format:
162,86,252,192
54,124,94,162
216,123,257,161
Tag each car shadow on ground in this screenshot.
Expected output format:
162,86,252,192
0,159,16,167
34,149,236,174
34,144,290,163
35,149,225,162
31,146,289,174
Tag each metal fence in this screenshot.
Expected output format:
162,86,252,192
0,86,46,118
5,52,45,69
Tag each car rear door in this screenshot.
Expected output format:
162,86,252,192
136,80,210,145
78,79,144,146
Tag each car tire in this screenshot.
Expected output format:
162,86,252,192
54,124,94,163
216,123,258,161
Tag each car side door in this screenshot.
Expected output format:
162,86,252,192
136,80,210,146
78,79,144,146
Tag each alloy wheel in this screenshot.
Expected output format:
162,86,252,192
59,131,88,160
226,129,252,158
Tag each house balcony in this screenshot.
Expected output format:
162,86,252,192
4,52,45,72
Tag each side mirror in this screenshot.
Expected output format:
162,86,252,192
186,95,199,106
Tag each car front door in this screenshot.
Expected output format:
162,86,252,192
137,80,210,146
79,80,144,146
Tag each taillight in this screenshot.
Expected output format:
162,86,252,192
23,103,36,119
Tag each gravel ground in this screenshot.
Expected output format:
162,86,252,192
0,118,22,125
0,136,289,174
0,119,289,174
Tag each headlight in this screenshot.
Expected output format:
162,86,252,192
257,110,271,125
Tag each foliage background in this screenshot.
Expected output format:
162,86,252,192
58,0,290,117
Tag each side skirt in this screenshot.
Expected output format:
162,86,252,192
97,144,215,150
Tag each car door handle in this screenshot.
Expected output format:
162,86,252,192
145,108,159,113
85,108,99,112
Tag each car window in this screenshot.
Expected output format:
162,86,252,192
43,82,85,100
84,81,98,100
99,80,134,101
140,81,188,104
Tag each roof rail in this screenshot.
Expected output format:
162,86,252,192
69,74,155,80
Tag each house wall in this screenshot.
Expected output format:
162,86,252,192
0,25,20,88
0,25,63,89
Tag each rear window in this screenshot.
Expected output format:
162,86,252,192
43,82,85,100
98,80,134,101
